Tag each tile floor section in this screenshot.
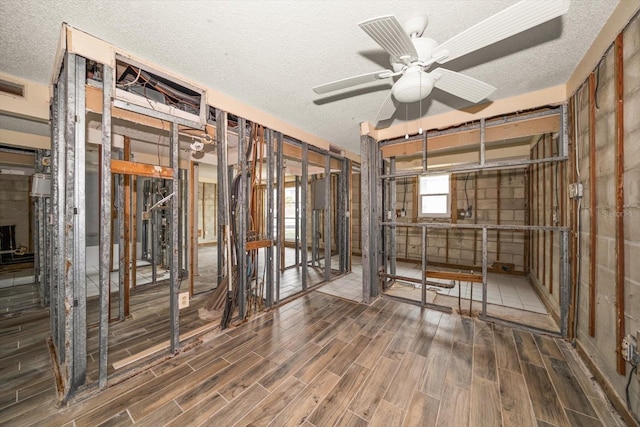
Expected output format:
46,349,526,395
318,257,547,315
1,253,546,314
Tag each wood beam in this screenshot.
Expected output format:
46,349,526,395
614,33,625,376
111,159,174,179
279,141,341,170
588,72,597,338
380,115,560,158
425,270,483,283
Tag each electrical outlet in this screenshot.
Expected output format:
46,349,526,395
569,182,583,199
179,292,189,309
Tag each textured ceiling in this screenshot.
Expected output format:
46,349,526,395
0,0,620,153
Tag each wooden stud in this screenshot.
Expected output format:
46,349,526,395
614,34,625,375
588,72,597,338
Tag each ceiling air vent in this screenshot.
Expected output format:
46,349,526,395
0,79,25,98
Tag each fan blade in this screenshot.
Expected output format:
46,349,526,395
359,15,419,62
431,68,496,103
313,70,392,95
375,91,396,123
433,0,570,64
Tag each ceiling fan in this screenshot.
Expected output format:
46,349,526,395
312,1,570,125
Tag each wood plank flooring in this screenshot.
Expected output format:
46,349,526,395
0,289,626,426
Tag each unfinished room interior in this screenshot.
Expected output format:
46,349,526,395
1,0,640,425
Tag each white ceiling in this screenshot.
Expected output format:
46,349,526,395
0,0,620,154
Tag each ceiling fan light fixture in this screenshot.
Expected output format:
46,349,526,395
392,67,434,103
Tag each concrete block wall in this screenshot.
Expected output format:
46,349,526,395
0,174,31,252
569,12,640,421
354,169,527,273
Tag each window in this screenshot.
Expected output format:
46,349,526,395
418,173,450,217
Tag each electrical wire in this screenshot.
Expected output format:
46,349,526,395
402,178,409,215
464,173,471,213
626,364,639,422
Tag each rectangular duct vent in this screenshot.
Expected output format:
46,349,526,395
0,79,25,98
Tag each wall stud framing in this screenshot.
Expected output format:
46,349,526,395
275,132,283,304
360,134,373,303
169,122,180,353
588,71,597,337
324,155,331,282
98,64,113,389
237,118,248,319
301,143,309,291
614,33,625,375
265,129,275,307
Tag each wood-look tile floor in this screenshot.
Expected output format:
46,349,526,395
1,291,625,427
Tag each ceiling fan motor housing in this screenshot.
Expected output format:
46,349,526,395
392,65,435,103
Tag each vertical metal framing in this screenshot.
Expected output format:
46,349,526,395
300,142,309,291
98,64,113,388
62,52,87,394
294,176,300,267
480,118,486,166
481,227,488,317
360,133,379,303
338,158,349,274
374,138,382,299
421,227,427,306
116,155,125,320
52,63,65,356
275,132,284,303
265,129,274,307
34,150,50,306
421,131,428,173
237,118,248,319
560,230,570,337
190,161,199,295
559,103,570,339
169,122,180,353
323,155,331,282
389,158,397,278
382,160,389,283
216,112,226,289
178,169,187,279
216,108,232,310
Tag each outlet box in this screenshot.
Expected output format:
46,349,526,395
569,182,583,199
179,292,189,309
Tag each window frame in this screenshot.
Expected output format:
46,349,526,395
417,173,451,218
